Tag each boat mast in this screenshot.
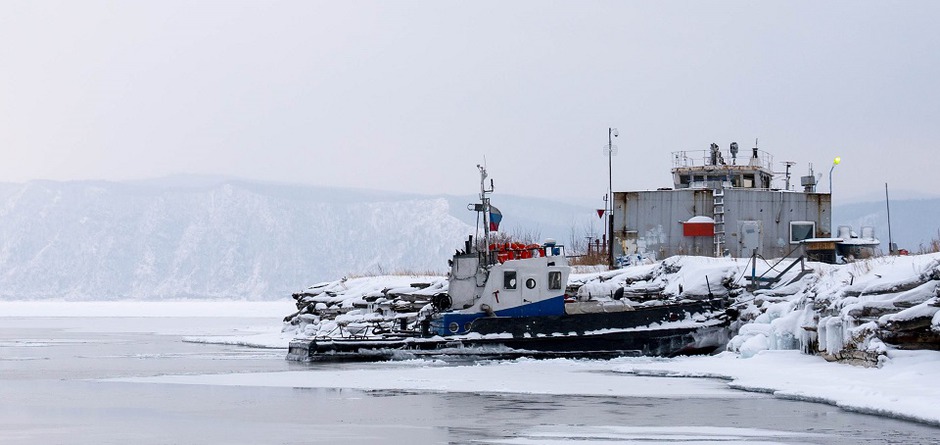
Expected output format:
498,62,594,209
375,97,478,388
478,164,494,264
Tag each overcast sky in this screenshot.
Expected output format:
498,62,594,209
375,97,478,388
1,1,938,206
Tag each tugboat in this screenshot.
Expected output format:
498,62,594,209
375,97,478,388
286,165,733,362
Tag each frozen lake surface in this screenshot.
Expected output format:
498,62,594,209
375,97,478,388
1,315,938,444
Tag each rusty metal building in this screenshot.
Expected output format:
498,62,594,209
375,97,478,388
611,143,831,264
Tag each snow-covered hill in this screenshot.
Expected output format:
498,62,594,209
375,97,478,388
0,178,479,300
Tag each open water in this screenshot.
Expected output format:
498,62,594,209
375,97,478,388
1,317,937,444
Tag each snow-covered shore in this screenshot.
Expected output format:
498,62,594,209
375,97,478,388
617,349,940,426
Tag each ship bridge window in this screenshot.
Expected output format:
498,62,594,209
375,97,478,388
548,271,562,290
790,221,816,244
503,271,517,289
743,174,754,188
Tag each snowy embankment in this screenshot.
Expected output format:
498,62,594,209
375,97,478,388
616,350,940,426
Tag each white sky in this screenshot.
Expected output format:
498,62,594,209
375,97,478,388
1,1,938,205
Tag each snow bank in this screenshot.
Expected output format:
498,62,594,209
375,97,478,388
616,349,940,426
112,348,940,427
110,357,751,399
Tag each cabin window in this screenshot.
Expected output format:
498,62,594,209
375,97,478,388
548,271,562,290
790,221,816,244
503,271,517,289
525,278,537,289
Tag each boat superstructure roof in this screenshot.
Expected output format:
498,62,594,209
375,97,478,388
671,143,776,190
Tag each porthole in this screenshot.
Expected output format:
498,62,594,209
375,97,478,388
448,322,460,333
525,278,537,289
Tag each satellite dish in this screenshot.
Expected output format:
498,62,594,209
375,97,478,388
611,128,619,138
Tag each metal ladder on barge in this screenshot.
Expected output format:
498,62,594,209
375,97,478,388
713,188,725,257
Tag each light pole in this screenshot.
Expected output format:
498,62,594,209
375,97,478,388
828,156,841,195
606,127,619,267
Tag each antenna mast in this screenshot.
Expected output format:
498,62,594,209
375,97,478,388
477,164,494,262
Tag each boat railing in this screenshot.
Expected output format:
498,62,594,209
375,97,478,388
486,242,565,264
672,149,774,171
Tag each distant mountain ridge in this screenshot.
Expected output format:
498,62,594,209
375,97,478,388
3,176,931,300
0,178,592,300
0,179,469,299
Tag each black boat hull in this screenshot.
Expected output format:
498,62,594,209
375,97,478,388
287,299,733,362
